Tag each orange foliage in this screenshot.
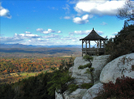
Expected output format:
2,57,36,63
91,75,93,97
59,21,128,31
0,57,73,74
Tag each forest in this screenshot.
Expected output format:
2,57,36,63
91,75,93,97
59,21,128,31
0,56,75,84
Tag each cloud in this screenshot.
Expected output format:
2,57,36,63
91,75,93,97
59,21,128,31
73,14,90,24
64,16,71,19
112,32,118,35
0,36,23,43
57,30,62,33
43,34,60,39
42,29,55,34
101,22,107,25
70,29,104,35
25,31,31,34
14,33,41,39
36,28,62,34
0,3,12,18
36,28,43,32
63,4,70,14
74,0,126,16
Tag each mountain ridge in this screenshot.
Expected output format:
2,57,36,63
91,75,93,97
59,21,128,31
0,43,81,48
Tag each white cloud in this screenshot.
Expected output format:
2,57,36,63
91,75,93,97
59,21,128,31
42,29,55,34
0,3,11,18
63,4,70,14
36,28,43,32
101,22,107,25
57,30,62,33
43,34,60,39
37,28,62,34
74,0,126,16
112,32,118,35
73,14,90,24
64,16,71,19
70,29,104,35
25,31,31,34
14,33,41,38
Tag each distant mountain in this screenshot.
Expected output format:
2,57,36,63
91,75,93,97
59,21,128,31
0,44,37,48
44,45,81,48
0,43,81,48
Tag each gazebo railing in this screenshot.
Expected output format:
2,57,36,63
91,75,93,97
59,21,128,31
82,48,105,55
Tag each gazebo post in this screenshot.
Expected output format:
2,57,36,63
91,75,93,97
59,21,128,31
82,40,84,56
86,40,87,55
100,40,101,48
89,40,90,48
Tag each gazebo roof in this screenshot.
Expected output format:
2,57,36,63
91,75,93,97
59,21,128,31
80,28,107,40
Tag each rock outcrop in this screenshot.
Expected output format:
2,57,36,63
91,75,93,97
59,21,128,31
100,53,134,83
55,53,134,99
82,83,103,99
92,55,109,83
69,57,91,85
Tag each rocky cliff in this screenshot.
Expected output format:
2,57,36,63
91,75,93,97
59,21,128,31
55,53,134,99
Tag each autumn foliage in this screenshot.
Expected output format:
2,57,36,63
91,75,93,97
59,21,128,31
0,57,74,74
95,76,134,99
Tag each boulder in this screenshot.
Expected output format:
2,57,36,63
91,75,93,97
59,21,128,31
69,57,92,85
55,89,87,99
55,91,63,99
65,89,87,99
92,55,109,83
82,82,103,99
100,53,134,83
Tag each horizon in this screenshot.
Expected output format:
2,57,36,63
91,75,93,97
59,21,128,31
1,0,132,46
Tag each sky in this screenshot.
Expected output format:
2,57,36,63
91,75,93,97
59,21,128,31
0,0,133,46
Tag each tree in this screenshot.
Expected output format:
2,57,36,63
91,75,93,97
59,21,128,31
117,0,134,24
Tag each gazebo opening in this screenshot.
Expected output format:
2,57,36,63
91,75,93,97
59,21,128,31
80,28,107,56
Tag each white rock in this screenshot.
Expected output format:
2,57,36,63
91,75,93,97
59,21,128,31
100,53,134,84
69,57,92,85
56,89,87,99
55,91,63,99
66,89,87,99
82,83,103,99
92,55,110,83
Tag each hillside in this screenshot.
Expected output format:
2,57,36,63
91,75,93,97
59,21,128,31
0,47,81,58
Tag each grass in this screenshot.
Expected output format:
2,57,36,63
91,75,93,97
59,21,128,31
80,83,93,89
78,63,92,69
19,72,38,77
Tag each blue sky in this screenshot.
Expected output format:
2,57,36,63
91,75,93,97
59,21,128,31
0,0,131,46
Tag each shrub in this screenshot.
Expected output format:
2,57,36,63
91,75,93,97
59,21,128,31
83,55,93,61
105,25,134,62
0,84,15,99
68,84,78,93
95,76,134,99
47,70,74,96
78,63,92,69
80,83,93,89
90,67,94,72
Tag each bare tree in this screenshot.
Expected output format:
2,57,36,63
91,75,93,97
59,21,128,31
117,0,134,23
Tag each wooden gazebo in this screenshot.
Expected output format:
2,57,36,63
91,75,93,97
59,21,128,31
80,28,107,56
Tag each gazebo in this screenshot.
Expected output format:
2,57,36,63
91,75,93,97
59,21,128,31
80,28,107,56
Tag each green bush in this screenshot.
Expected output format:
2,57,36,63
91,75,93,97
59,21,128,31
83,55,93,61
90,67,94,72
68,84,78,93
0,84,15,99
80,83,93,89
78,63,92,69
47,70,74,96
105,25,134,62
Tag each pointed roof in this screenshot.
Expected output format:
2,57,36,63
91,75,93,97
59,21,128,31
80,28,107,40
